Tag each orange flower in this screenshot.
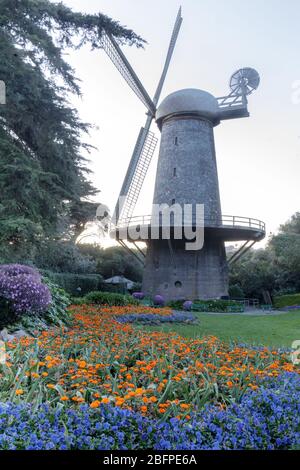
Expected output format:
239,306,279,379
15,389,24,395
90,400,100,408
60,396,69,401
180,403,190,410
149,396,158,403
101,397,110,404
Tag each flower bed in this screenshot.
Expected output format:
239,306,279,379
0,373,299,450
116,312,196,324
0,304,298,422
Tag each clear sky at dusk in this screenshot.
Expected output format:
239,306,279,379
63,0,300,246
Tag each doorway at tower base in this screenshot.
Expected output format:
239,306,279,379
142,236,228,302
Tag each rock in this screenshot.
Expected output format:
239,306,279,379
12,329,30,339
0,328,15,342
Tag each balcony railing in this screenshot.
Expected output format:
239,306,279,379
115,214,265,233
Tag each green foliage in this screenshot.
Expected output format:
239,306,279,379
228,284,245,299
230,212,300,299
36,240,96,274
273,293,300,309
192,300,244,313
0,0,144,256
0,296,16,328
41,277,71,326
79,245,143,282
167,299,185,310
167,299,244,312
82,291,139,307
42,271,102,297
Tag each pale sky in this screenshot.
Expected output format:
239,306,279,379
62,0,300,246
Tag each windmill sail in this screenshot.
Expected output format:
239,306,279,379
112,7,183,225
115,124,158,223
101,33,156,116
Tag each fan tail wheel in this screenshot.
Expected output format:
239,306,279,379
230,68,260,96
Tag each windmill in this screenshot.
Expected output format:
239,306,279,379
102,7,265,301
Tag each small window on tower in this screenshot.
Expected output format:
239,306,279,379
171,198,175,205
174,136,178,145
173,168,176,176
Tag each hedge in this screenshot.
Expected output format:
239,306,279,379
273,293,300,309
82,291,139,306
41,271,103,296
167,299,244,313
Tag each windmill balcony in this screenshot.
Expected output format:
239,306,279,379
110,214,266,243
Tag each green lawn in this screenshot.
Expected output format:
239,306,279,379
141,311,300,348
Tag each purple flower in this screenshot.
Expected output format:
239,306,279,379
153,295,165,306
0,264,51,315
132,292,145,300
183,300,193,311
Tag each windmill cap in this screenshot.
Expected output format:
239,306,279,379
156,88,220,126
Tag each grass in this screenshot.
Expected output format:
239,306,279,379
140,311,300,348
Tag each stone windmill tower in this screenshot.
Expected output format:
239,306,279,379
102,8,265,301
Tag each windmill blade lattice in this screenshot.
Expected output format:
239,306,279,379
117,127,158,223
153,7,183,104
101,33,156,116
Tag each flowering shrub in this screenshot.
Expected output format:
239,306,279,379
0,373,299,450
183,301,193,311
116,312,196,324
0,264,40,278
132,292,145,300
0,264,51,317
153,295,165,306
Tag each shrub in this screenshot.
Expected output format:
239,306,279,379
41,277,71,326
153,295,165,306
183,300,193,311
83,291,139,306
273,293,300,309
132,292,145,300
0,264,51,322
229,283,245,298
167,299,185,309
192,299,244,313
42,271,103,296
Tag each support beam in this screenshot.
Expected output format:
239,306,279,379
118,240,145,267
228,240,257,265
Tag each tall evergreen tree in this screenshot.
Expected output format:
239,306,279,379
0,0,144,258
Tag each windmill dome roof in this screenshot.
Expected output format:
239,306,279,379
156,89,219,126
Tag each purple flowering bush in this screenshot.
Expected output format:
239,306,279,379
183,300,193,311
153,294,165,306
0,264,51,319
0,373,299,450
132,292,145,300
